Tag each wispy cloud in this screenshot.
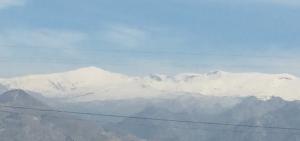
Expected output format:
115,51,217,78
97,24,188,50
0,0,25,10
101,25,147,48
182,0,300,7
0,29,87,49
267,0,300,6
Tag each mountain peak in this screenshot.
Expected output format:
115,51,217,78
64,66,128,80
69,66,111,74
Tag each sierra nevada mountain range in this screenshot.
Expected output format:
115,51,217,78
0,67,299,101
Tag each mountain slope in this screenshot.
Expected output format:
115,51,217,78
113,96,300,141
0,67,300,101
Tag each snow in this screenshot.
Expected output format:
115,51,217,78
1,67,300,101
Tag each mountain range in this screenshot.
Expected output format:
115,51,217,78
0,67,299,101
1,67,300,141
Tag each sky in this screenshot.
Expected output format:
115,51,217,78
0,0,300,77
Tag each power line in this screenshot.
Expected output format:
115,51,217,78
1,109,300,136
0,110,271,135
2,107,300,137
1,104,300,132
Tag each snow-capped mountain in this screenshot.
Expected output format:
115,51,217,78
0,67,300,101
0,67,163,101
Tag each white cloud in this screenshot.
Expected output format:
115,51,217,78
0,0,25,9
268,0,300,6
223,0,300,6
0,29,87,49
96,24,190,50
102,25,147,48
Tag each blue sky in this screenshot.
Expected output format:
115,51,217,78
0,0,300,77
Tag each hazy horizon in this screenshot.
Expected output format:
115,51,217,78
0,66,300,79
